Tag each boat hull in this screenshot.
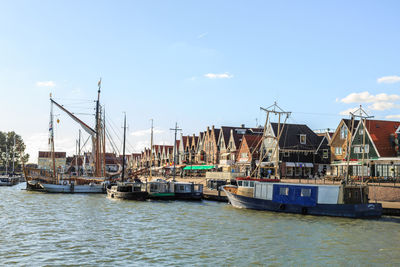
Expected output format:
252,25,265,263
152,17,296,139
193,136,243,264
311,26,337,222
41,183,105,193
223,189,382,219
147,192,175,200
107,188,148,200
174,192,202,201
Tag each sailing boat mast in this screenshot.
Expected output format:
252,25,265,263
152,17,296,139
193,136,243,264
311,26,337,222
149,119,153,180
170,122,182,182
5,135,8,175
12,135,15,175
50,94,56,178
121,113,127,182
95,78,102,177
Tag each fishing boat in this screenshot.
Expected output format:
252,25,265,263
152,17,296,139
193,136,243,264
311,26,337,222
223,103,382,219
223,178,381,218
26,80,113,193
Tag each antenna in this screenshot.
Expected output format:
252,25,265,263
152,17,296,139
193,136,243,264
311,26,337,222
170,122,182,182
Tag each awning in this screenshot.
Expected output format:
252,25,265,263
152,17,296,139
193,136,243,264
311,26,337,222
183,165,216,170
305,163,314,168
294,162,313,168
285,162,295,167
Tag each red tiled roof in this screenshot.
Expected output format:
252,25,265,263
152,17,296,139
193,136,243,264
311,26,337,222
243,135,263,150
366,120,400,157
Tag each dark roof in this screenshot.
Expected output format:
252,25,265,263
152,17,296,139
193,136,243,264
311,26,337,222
271,123,320,150
220,126,237,146
243,135,263,151
343,119,360,133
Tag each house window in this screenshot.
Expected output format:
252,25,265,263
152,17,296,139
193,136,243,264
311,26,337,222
301,188,311,197
323,149,329,159
359,128,364,135
340,125,348,139
279,187,289,196
300,135,306,144
335,147,342,155
354,145,369,154
284,151,290,157
241,153,248,159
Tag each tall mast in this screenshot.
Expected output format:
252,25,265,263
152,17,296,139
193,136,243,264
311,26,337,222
170,122,182,182
78,129,81,175
5,135,8,175
50,94,56,178
103,109,106,177
12,135,15,175
149,119,153,180
121,113,127,182
95,78,102,177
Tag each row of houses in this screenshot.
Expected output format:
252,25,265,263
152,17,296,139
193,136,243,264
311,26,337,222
130,118,400,179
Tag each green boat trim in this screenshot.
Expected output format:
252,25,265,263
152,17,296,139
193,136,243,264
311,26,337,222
149,192,175,197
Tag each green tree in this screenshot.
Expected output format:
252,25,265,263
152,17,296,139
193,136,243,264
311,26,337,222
0,131,29,173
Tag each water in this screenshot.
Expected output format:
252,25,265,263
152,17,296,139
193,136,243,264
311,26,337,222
1,183,400,266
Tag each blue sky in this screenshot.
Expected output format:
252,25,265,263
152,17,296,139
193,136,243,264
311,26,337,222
1,0,400,162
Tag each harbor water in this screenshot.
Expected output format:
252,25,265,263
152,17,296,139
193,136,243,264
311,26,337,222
1,183,400,266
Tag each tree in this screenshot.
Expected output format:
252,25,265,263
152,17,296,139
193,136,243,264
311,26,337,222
0,131,29,173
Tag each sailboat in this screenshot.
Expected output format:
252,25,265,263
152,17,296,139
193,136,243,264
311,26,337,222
0,135,21,186
107,113,148,200
223,103,382,218
25,80,111,193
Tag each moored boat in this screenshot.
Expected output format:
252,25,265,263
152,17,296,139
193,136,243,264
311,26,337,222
147,179,175,200
0,176,19,186
223,177,382,218
107,181,148,200
173,181,203,200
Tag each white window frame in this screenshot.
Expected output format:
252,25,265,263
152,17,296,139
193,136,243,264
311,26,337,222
300,134,306,144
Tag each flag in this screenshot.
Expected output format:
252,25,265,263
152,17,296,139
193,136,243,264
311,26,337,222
98,78,102,88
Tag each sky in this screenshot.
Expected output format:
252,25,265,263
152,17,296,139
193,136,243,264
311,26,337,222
1,0,400,163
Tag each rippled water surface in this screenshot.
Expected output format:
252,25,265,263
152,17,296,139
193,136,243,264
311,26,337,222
1,183,400,266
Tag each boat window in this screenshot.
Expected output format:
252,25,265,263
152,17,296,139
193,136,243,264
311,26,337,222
249,181,255,187
238,181,243,186
179,185,185,191
279,187,289,196
301,188,311,197
243,181,249,187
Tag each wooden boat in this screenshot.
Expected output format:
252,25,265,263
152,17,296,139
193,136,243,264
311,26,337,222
223,177,382,218
41,177,108,193
173,181,203,200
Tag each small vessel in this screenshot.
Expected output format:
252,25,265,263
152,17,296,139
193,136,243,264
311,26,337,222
107,181,148,200
41,178,108,193
0,175,19,186
106,114,148,200
147,179,175,200
173,181,203,200
0,135,21,186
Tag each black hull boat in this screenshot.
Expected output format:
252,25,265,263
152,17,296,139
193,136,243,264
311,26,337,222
173,182,203,201
223,178,382,219
107,183,148,201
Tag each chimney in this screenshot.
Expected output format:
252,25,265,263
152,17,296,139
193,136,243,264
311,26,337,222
207,126,210,132
212,125,215,130
241,124,245,128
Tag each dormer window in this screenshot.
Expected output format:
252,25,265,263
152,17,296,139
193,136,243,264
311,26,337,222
359,128,364,135
340,125,348,139
300,134,306,144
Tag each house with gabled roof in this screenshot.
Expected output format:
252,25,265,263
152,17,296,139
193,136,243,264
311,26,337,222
261,122,330,178
195,132,206,163
347,119,400,178
330,119,360,177
236,135,263,176
203,125,220,165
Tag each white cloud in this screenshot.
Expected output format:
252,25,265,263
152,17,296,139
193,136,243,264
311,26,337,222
36,81,56,87
368,102,400,111
386,115,400,119
377,75,400,84
340,91,400,104
339,107,359,116
204,72,233,79
130,128,165,137
197,32,208,39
